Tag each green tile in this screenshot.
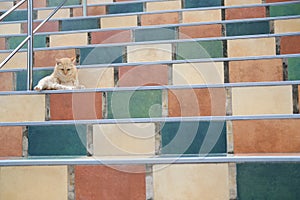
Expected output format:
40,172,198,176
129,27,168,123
288,57,300,80
107,90,162,119
1,10,37,22
237,163,300,200
161,121,226,155
270,3,300,17
16,70,53,91
28,125,87,156
7,35,47,50
226,21,270,36
47,0,80,7
108,3,143,14
135,27,176,42
80,46,123,65
184,0,221,8
61,18,99,31
176,41,223,60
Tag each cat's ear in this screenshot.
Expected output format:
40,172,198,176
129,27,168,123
71,57,76,64
55,58,61,65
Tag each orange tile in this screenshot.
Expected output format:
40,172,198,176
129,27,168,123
168,88,226,117
16,0,46,9
229,59,283,82
179,24,222,39
225,7,266,20
141,12,179,26
0,126,23,157
0,38,6,50
0,72,14,91
34,49,76,67
281,35,300,54
91,30,131,44
22,21,59,33
233,119,300,153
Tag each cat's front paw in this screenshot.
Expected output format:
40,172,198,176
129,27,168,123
34,86,42,91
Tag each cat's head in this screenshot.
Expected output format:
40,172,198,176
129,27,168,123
54,57,77,78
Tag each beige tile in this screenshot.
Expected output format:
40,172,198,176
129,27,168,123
225,0,261,6
232,86,293,115
173,62,224,85
50,33,88,47
93,123,156,156
0,52,27,69
78,68,114,88
146,1,181,12
37,9,70,20
0,2,13,9
0,166,68,200
274,18,300,34
127,44,172,63
101,15,137,28
182,9,221,23
0,95,45,122
153,164,229,200
0,23,21,34
228,38,276,57
88,0,113,4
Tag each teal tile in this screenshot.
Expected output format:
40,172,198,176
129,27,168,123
28,125,87,156
47,0,80,7
107,90,162,119
80,46,123,65
226,21,270,36
135,27,176,42
7,35,46,50
108,3,143,14
184,0,221,8
237,163,300,200
270,3,300,17
16,70,53,91
1,10,37,22
61,18,99,31
161,121,227,155
288,57,300,80
176,41,223,60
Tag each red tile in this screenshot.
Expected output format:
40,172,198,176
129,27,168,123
34,49,76,67
225,7,266,20
75,165,146,200
229,59,283,82
22,21,59,33
73,6,106,17
0,72,14,91
50,92,102,120
0,38,6,50
233,119,300,153
118,65,168,86
141,12,179,26
179,24,222,39
91,30,131,44
0,126,23,157
168,88,226,117
281,35,300,54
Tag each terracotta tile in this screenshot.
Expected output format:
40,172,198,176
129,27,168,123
281,35,300,54
34,49,76,67
50,33,88,47
226,7,266,20
22,21,59,33
37,9,70,20
232,86,293,115
225,0,261,6
0,24,21,34
0,72,14,91
153,164,229,200
275,19,300,33
73,6,106,17
168,88,226,117
0,52,26,69
182,9,221,23
0,127,23,157
179,24,222,39
0,38,6,50
101,15,137,28
50,92,102,120
146,1,181,11
229,59,283,82
141,12,179,26
233,119,300,153
75,165,146,200
78,68,114,88
16,0,46,8
91,30,131,44
118,65,168,86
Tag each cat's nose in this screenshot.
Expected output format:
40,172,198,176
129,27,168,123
64,70,68,75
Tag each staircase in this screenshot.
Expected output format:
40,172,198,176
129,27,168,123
0,0,300,199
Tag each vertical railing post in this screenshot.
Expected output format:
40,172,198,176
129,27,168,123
83,0,87,16
27,0,33,90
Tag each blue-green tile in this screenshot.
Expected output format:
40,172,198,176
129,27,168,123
288,57,300,80
176,41,223,60
161,121,227,155
135,27,176,42
237,163,300,200
47,0,80,7
107,90,162,119
7,35,47,50
184,0,221,8
61,18,99,31
80,46,123,65
270,3,300,17
16,70,52,91
226,21,270,36
108,3,143,14
1,10,37,22
28,125,87,156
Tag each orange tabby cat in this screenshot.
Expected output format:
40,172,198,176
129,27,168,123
34,57,84,91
